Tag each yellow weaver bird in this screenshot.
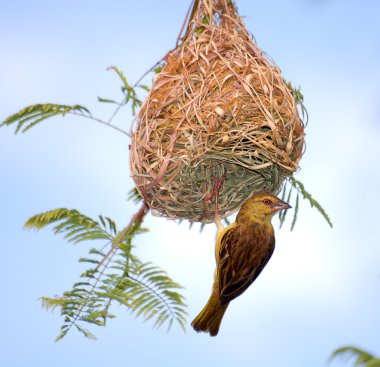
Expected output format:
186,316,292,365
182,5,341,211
192,192,291,336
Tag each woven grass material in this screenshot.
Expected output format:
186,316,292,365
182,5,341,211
130,0,305,223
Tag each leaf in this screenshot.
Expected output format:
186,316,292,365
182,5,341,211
278,176,333,230
139,85,150,92
153,65,165,74
31,204,187,340
290,193,299,231
289,176,333,228
97,97,119,104
329,346,378,367
75,324,97,340
25,208,114,244
107,66,130,90
127,187,143,204
1,104,91,134
286,81,309,126
106,66,143,116
279,183,292,229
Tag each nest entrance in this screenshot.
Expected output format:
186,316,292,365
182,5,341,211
130,0,305,222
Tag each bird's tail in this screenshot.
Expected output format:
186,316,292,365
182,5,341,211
191,290,228,336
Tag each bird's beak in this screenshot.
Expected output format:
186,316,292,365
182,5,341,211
273,200,291,211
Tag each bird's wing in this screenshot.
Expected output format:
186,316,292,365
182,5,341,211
215,221,237,261
217,223,275,304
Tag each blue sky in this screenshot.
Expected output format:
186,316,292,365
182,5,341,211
1,1,380,366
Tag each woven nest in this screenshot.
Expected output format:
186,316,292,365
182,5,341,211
130,0,305,223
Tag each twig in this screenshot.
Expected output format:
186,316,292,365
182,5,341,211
69,111,129,136
95,201,150,271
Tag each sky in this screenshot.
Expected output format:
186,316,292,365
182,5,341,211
1,0,380,366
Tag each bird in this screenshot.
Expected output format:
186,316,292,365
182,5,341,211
191,192,291,336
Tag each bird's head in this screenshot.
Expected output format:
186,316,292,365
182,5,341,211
237,192,291,224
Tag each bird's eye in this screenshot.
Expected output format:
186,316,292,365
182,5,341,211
263,199,272,205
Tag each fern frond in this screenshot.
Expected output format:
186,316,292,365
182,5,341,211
97,96,120,105
278,176,333,230
286,81,309,126
329,346,379,366
289,176,333,228
107,66,143,115
279,182,293,228
0,65,155,138
367,360,380,367
25,208,113,244
124,261,187,330
74,324,97,340
31,205,187,340
41,296,76,312
108,66,130,91
1,104,91,133
127,187,143,204
290,193,299,231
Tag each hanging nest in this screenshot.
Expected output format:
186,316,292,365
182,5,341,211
130,0,305,223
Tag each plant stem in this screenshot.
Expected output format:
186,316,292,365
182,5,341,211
95,201,150,272
69,111,129,136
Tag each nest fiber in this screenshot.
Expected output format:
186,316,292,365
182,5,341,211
130,0,305,222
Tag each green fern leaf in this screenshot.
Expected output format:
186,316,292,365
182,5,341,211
329,346,378,366
139,85,150,92
1,104,91,133
278,176,333,230
107,66,142,115
25,208,114,244
127,188,143,204
75,324,97,340
32,206,187,340
97,96,119,104
54,329,69,342
279,183,292,228
289,176,333,228
290,193,299,231
108,66,130,90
